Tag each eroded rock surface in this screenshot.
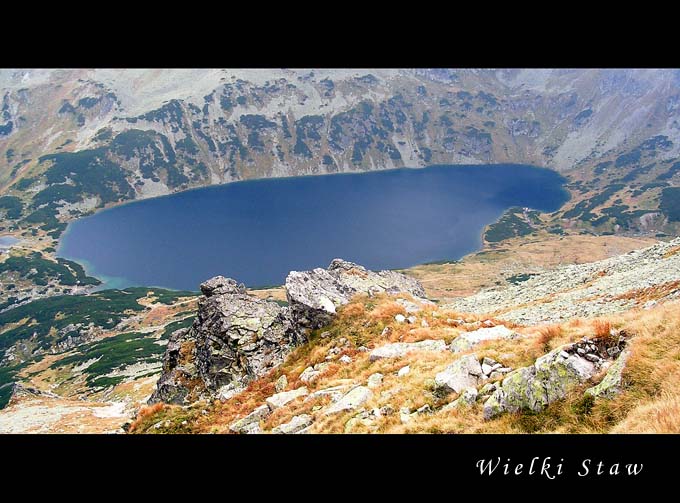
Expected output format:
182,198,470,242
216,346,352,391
149,276,293,404
286,259,426,333
151,261,425,405
483,335,627,419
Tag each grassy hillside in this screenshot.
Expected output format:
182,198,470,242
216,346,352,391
130,293,680,434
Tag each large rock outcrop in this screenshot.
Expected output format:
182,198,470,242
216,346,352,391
150,262,426,405
483,335,628,419
286,259,426,334
149,276,293,404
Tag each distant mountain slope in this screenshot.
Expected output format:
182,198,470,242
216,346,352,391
2,69,680,240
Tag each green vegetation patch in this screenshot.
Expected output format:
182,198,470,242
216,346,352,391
0,196,23,219
0,287,193,354
0,361,32,409
660,187,680,222
485,208,534,243
0,252,100,287
50,331,166,387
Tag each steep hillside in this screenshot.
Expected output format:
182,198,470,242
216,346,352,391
128,241,680,434
2,238,680,433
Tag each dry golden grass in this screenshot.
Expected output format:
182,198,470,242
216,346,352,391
129,403,165,432
593,319,612,339
536,324,563,352
612,393,680,433
134,290,680,434
662,245,680,259
613,280,680,305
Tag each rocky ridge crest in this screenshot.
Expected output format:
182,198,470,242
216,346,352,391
149,260,426,404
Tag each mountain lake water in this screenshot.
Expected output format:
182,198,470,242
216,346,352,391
57,164,569,290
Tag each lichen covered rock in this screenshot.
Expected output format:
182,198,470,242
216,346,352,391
483,342,603,419
286,258,426,333
585,350,630,399
151,261,427,406
434,353,485,394
150,276,293,405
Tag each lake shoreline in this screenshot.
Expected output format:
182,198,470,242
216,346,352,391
56,163,570,292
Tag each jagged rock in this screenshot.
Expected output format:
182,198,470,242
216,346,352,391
434,353,485,393
149,276,293,405
324,386,373,415
586,350,630,399
266,387,309,410
275,375,288,393
272,414,313,434
286,258,426,331
397,365,410,377
299,366,321,384
305,385,352,403
450,325,517,353
152,260,427,406
443,387,479,411
369,339,447,361
483,343,600,419
200,276,246,297
367,373,384,389
407,316,417,324
339,355,352,364
229,404,271,434
395,314,406,323
400,407,412,424
148,328,198,405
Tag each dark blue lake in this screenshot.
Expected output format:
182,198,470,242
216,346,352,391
57,164,568,290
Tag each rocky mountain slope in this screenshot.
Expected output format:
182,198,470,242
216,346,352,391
125,238,680,434
2,237,680,433
445,237,680,324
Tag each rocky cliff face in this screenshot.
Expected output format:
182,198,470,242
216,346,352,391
150,260,427,405
150,277,292,404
